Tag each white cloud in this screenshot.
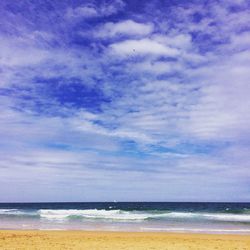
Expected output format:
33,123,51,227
109,38,180,57
230,31,250,50
178,45,250,141
66,0,125,19
133,60,183,74
96,20,153,38
1,0,250,201
152,34,192,49
71,112,153,143
66,6,98,19
0,38,49,67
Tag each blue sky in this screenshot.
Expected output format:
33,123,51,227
0,0,250,202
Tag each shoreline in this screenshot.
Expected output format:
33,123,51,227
0,230,249,249
1,228,250,235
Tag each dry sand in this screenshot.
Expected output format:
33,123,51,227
0,230,249,250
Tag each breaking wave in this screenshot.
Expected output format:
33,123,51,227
1,209,250,223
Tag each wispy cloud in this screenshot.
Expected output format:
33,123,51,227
66,0,126,19
0,0,250,201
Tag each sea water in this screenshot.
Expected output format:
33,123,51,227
0,202,250,234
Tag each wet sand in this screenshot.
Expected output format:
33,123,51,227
0,230,249,250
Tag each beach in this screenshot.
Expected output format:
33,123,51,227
0,230,249,250
1,203,250,249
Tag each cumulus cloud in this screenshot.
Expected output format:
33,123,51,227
96,20,154,38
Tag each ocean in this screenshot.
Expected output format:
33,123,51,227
0,202,250,234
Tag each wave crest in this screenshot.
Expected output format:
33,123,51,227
39,209,148,221
1,209,250,223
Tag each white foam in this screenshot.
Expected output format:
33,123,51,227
0,209,25,215
201,213,250,222
150,212,250,222
1,208,250,223
0,209,19,213
39,209,148,221
151,212,196,219
37,209,250,222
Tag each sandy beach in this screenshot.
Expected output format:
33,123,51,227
0,230,249,250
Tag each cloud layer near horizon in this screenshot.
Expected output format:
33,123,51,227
0,0,250,202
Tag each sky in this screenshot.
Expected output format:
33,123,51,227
0,0,250,202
